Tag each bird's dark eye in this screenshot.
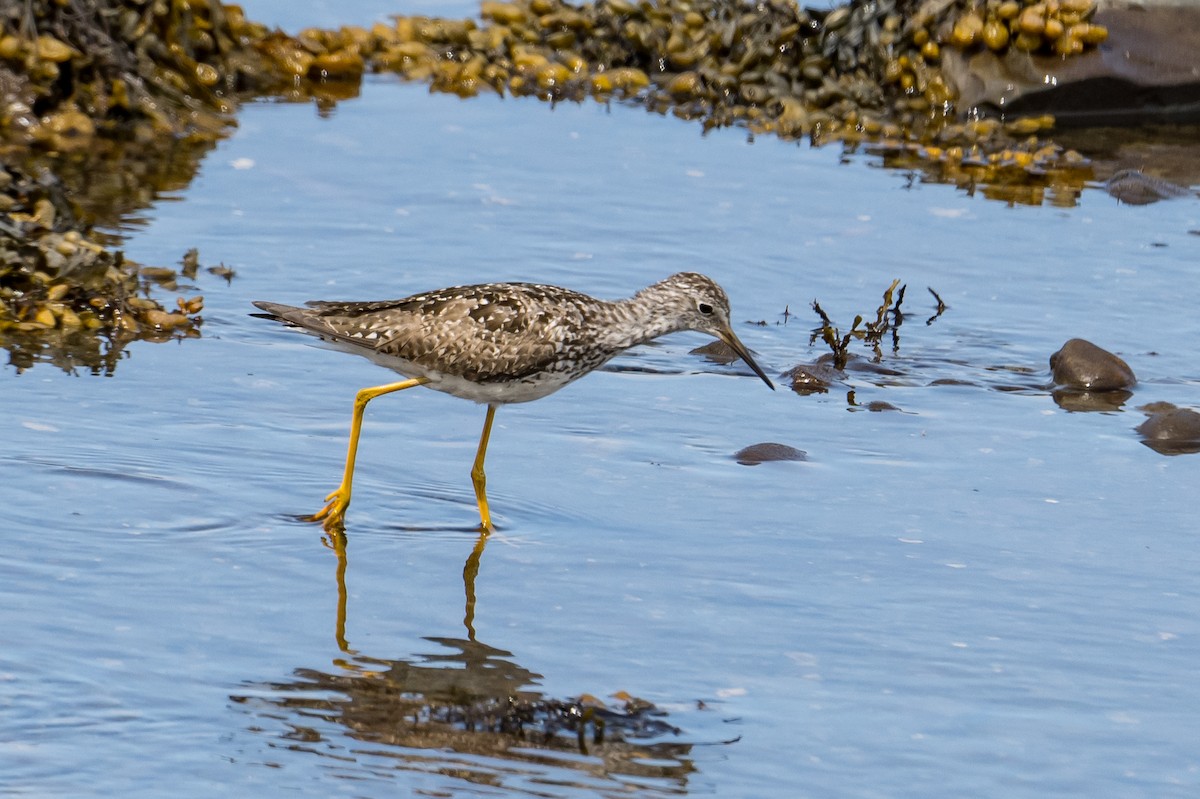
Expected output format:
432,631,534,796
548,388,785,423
698,302,714,315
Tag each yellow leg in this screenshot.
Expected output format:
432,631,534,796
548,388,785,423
309,377,429,531
470,404,498,530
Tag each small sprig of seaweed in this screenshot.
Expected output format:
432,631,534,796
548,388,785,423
927,287,947,325
810,299,860,370
811,280,945,369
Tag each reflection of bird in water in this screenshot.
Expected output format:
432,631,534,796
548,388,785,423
322,502,517,673
253,272,772,531
328,529,488,650
229,531,699,794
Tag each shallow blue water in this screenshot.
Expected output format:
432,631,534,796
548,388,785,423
3,14,1200,797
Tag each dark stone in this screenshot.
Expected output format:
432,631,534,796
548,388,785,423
783,363,836,395
1136,402,1200,455
690,339,739,364
1049,338,1136,391
734,442,807,466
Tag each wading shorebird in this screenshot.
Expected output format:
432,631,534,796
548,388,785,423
253,272,773,531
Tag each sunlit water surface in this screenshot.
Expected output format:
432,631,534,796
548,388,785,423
3,7,1200,796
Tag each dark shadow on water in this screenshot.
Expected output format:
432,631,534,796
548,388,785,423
230,528,707,796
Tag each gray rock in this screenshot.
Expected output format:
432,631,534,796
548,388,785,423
1050,338,1136,390
1136,402,1200,455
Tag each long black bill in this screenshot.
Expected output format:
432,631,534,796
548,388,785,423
720,329,775,390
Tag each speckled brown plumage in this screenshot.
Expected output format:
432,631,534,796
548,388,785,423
253,272,774,404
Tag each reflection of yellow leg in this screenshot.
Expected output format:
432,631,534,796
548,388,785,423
470,404,498,530
462,528,490,642
309,377,429,531
325,529,353,655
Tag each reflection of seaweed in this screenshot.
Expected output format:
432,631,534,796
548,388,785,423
0,0,264,374
1,162,214,375
2,326,131,375
231,530,706,796
232,638,694,791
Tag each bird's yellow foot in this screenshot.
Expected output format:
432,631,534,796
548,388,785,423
307,487,350,531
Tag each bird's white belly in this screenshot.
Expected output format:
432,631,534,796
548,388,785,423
346,344,577,404
426,371,575,403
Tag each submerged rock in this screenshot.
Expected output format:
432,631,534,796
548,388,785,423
784,362,840,395
690,339,741,364
1049,338,1136,391
734,442,807,466
1136,402,1200,456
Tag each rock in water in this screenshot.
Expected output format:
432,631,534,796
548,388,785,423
1049,339,1136,391
734,442,807,466
1136,402,1200,455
